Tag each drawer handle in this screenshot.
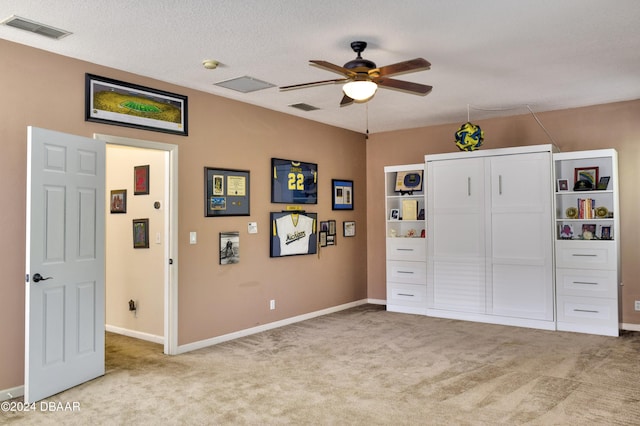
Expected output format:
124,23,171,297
397,271,414,274
572,254,597,257
574,309,599,314
397,293,415,297
397,248,414,252
573,281,598,285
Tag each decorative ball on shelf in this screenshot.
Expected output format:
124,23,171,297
455,122,484,151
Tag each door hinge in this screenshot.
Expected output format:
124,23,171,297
25,274,30,283
169,258,173,265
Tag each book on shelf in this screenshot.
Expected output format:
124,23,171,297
402,199,418,220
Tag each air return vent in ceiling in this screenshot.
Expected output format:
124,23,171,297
1,15,71,40
289,103,319,112
214,76,275,93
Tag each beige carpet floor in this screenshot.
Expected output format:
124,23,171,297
3,304,640,425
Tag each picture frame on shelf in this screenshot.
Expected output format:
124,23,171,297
389,209,399,220
204,167,250,217
581,223,597,240
332,179,353,210
343,221,356,237
132,218,149,248
110,189,127,213
574,166,599,189
597,176,610,190
85,73,188,136
601,226,612,240
394,170,423,194
134,165,149,195
557,179,569,191
559,224,574,239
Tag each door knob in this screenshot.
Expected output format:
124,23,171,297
32,273,52,283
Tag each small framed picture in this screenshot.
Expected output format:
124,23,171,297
320,221,329,232
601,226,612,240
319,231,328,247
581,223,597,240
343,221,356,237
559,224,574,239
389,209,400,220
134,165,150,195
220,231,239,264
597,176,610,190
110,189,127,213
328,220,337,236
332,179,354,210
574,166,599,188
132,218,149,248
557,179,569,191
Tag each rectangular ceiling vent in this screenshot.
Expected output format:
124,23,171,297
1,15,72,40
289,103,319,112
214,76,275,93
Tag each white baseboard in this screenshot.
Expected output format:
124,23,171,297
177,299,370,354
105,324,164,344
622,323,640,332
1,385,24,402
367,298,386,305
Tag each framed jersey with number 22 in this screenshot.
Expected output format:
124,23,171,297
271,158,318,204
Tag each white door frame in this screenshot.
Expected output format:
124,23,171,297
95,133,178,355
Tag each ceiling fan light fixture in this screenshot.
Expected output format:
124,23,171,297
343,80,377,102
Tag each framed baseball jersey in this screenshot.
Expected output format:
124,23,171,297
271,158,318,204
270,211,317,257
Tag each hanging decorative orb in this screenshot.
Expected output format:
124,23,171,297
455,122,484,151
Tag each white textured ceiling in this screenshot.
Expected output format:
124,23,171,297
1,0,639,134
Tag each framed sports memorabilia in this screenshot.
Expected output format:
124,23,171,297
394,170,423,194
271,158,318,204
270,211,317,257
85,73,188,136
204,167,250,217
332,179,353,210
343,221,356,237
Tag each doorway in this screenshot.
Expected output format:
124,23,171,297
96,133,178,355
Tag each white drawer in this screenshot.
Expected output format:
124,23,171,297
387,283,427,307
555,240,616,270
386,237,426,262
556,268,618,298
387,261,426,285
557,295,618,328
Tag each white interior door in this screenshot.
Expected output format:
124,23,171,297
25,126,105,403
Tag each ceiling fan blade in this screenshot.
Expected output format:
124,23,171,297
376,58,431,77
279,78,348,91
340,94,354,107
375,77,433,95
310,60,357,78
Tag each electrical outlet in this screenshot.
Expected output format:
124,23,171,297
270,299,276,310
635,300,640,311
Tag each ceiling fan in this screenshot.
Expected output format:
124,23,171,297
279,41,432,106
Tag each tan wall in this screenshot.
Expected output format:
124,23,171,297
0,39,367,391
106,145,165,338
366,101,640,325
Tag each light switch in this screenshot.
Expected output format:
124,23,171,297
189,231,197,244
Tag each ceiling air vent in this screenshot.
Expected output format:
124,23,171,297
214,76,275,93
289,103,319,112
1,15,71,40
